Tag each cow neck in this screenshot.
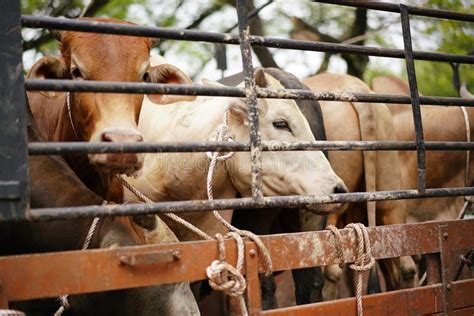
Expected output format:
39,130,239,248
58,93,119,202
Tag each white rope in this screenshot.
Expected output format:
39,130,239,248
117,175,213,241
66,92,80,139
118,175,249,314
327,224,375,316
206,106,273,277
459,106,472,219
54,205,103,316
206,232,248,316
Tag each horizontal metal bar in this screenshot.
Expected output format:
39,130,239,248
250,36,474,64
1,219,473,302
27,140,474,155
27,187,474,221
25,80,474,107
263,280,474,316
314,0,474,22
21,15,241,44
21,16,474,64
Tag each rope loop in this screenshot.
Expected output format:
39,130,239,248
326,223,375,316
206,232,248,315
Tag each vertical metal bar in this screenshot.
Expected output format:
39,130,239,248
400,4,426,193
0,0,29,220
236,0,263,200
439,224,453,315
245,243,262,315
426,253,441,285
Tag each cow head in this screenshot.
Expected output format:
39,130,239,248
206,69,348,214
27,18,169,175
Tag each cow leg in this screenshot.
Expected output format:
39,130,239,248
377,200,418,290
233,208,279,309
290,209,327,304
322,264,343,300
292,267,324,304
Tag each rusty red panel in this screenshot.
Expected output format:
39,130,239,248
0,219,473,303
261,279,474,316
259,219,449,273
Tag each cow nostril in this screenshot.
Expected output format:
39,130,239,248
101,132,113,142
333,183,348,194
100,132,143,143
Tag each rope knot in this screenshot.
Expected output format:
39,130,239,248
326,223,374,316
206,260,247,296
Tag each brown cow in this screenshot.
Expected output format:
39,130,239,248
26,17,176,202
0,100,199,315
303,73,417,299
371,76,473,222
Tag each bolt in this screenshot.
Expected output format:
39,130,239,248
443,232,449,239
249,249,257,257
172,251,181,260
446,283,452,290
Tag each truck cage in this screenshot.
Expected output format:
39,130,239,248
1,0,474,315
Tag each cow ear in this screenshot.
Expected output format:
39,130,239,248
229,99,250,125
26,56,69,98
145,64,197,105
255,68,269,88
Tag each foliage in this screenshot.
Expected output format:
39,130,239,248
20,0,473,96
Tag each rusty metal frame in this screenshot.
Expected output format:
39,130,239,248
1,0,474,314
0,219,473,311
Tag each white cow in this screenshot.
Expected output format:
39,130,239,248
124,62,347,241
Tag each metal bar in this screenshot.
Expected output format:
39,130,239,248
401,4,426,193
0,0,29,221
26,188,474,221
24,80,474,106
262,279,474,315
224,0,273,33
314,0,474,22
21,16,474,64
1,219,472,303
439,224,453,315
26,140,474,155
245,243,262,316
236,0,263,200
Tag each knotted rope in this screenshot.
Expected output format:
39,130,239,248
120,176,250,314
54,205,103,316
327,223,375,316
206,105,273,277
206,232,248,316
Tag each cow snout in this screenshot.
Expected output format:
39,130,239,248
101,131,143,143
305,180,348,215
332,182,348,194
91,129,144,175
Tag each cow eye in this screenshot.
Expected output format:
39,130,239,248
273,119,292,133
71,67,84,80
142,71,150,82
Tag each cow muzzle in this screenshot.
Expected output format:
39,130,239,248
305,182,348,214
90,128,144,175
